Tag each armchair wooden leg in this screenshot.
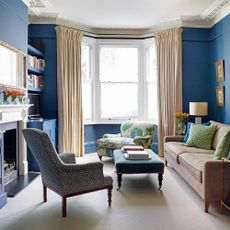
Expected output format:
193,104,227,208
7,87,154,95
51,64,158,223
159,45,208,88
165,160,168,167
62,196,67,217
205,200,209,212
43,184,47,202
99,155,102,161
108,186,112,206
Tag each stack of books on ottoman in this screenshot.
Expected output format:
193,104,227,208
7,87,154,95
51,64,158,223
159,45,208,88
122,146,151,160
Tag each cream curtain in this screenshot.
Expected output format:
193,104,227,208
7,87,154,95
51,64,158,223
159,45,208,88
155,27,182,156
56,26,84,157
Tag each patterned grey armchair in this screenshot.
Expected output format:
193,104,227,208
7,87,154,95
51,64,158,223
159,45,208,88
22,128,113,217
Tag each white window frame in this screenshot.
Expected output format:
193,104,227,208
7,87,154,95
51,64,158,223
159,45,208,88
82,37,96,122
145,38,158,123
82,37,157,124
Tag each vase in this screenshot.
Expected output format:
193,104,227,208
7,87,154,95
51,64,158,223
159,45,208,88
178,122,186,135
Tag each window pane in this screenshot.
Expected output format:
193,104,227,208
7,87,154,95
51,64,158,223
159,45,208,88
100,47,138,82
81,44,92,120
147,45,157,83
82,82,92,120
148,83,158,121
101,83,138,118
82,44,90,81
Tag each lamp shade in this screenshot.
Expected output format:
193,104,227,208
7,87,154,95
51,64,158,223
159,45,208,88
189,102,208,116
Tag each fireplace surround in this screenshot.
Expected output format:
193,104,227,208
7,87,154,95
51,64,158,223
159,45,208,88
0,104,30,208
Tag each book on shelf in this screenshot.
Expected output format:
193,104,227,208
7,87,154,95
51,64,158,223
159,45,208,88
27,74,43,89
122,145,144,152
27,55,45,71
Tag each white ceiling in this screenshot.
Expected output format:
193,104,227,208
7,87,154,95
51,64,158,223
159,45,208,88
24,0,230,32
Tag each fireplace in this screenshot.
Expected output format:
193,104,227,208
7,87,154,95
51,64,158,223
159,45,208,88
0,104,30,208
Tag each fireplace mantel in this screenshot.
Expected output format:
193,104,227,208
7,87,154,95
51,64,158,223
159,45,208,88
0,104,31,175
0,104,31,125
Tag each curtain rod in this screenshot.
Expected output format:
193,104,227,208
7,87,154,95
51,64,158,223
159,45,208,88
55,24,155,40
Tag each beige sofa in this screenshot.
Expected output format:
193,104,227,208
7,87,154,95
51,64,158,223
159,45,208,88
164,121,230,212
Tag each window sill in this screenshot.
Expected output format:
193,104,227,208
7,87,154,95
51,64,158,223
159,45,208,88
84,120,158,126
84,121,122,125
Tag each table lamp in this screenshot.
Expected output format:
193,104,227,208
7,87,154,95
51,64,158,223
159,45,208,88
189,102,208,124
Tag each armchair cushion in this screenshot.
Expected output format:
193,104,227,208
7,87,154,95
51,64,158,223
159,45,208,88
103,133,121,138
97,137,135,149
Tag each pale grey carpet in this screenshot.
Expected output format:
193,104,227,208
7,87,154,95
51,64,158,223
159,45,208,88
0,154,229,230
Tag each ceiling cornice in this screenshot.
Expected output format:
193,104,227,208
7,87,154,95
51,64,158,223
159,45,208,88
27,0,230,36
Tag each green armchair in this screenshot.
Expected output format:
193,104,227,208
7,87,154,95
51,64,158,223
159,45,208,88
97,121,154,159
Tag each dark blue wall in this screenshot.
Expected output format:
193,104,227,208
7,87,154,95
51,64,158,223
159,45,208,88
28,15,230,153
0,0,27,53
182,28,210,122
28,24,57,119
209,14,230,124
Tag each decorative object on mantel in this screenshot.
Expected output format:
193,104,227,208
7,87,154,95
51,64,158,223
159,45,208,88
215,59,224,82
216,86,225,108
175,112,190,134
0,90,26,105
189,102,208,124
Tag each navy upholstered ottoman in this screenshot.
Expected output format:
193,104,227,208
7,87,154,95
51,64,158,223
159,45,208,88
113,149,165,190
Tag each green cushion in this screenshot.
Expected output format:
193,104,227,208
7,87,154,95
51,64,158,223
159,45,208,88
186,124,217,150
214,131,230,160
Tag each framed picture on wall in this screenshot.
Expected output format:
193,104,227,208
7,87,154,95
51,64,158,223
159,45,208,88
215,60,224,82
216,86,225,108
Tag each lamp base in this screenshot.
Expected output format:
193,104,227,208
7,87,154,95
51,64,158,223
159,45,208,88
195,117,202,125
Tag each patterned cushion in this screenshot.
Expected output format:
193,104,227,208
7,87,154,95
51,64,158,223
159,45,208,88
186,124,217,150
214,131,230,160
97,137,135,149
120,121,154,138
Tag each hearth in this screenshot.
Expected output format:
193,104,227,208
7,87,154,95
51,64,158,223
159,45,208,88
2,125,18,186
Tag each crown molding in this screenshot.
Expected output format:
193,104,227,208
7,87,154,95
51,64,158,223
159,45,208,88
208,1,230,27
29,15,182,37
28,0,230,36
201,0,230,20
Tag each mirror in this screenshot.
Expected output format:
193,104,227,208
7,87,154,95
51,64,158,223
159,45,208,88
0,41,26,89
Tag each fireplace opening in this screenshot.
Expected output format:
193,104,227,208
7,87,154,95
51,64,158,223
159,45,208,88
4,129,18,185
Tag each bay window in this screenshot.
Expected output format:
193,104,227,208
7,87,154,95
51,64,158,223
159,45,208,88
81,38,157,123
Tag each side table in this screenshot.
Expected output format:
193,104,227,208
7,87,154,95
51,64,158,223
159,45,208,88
221,157,230,213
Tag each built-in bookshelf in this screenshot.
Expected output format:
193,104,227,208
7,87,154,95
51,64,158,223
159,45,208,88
27,44,45,92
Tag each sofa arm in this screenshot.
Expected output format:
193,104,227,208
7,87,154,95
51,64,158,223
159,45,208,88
164,135,184,143
204,160,230,204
